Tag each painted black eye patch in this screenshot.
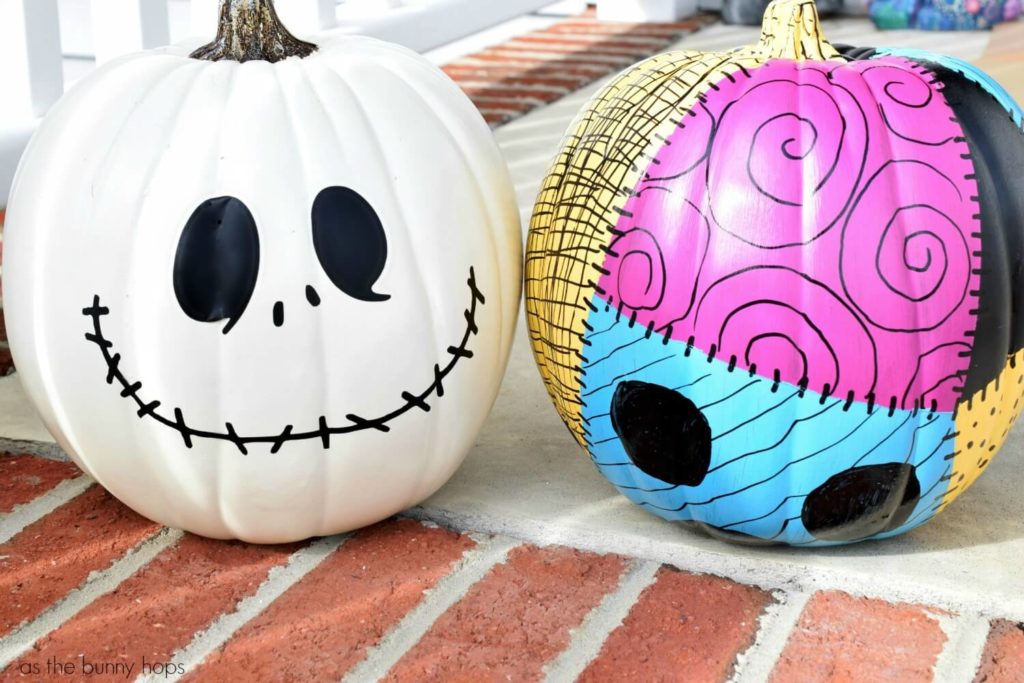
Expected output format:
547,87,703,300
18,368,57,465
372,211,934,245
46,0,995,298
173,196,260,334
311,186,390,303
174,187,389,333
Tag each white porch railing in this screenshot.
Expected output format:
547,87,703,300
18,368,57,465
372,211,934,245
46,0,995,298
0,0,704,205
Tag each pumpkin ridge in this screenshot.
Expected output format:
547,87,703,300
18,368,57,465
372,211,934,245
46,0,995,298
378,56,518,377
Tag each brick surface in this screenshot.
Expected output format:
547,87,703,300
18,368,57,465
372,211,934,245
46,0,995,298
0,454,81,513
0,486,160,638
975,620,1024,683
442,69,589,90
771,591,947,683
185,519,474,682
9,535,299,679
444,12,707,127
579,566,771,683
385,545,628,683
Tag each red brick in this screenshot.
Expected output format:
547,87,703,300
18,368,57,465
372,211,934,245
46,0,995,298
460,86,566,102
580,566,771,683
441,63,587,85
502,40,657,59
0,454,82,513
460,77,579,92
0,345,15,376
975,620,1024,683
385,545,627,683
10,535,299,677
455,65,617,85
771,591,947,683
545,21,701,38
467,97,537,114
0,486,160,637
511,33,669,49
186,519,474,682
466,51,632,70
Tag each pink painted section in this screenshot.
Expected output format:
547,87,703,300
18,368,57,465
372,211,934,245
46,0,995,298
598,57,980,411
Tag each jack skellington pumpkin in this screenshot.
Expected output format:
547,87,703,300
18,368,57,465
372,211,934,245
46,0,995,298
4,0,521,543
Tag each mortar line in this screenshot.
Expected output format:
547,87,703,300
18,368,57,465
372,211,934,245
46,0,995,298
406,506,1024,622
729,591,811,683
341,535,521,683
0,476,93,544
148,533,351,683
0,438,70,463
542,559,660,683
931,612,991,683
0,527,183,671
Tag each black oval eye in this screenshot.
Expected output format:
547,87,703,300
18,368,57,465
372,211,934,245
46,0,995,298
173,196,260,334
610,380,712,486
802,463,921,542
311,186,390,302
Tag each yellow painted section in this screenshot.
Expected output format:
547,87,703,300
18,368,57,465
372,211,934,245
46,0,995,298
525,0,843,444
944,350,1024,510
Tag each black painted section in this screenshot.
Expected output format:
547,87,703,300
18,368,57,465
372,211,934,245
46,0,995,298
925,63,1024,397
305,285,321,307
311,186,390,303
834,44,880,61
802,462,921,542
273,301,284,327
609,380,712,486
173,196,260,334
835,44,1024,396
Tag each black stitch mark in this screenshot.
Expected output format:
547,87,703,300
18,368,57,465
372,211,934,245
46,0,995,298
81,267,484,452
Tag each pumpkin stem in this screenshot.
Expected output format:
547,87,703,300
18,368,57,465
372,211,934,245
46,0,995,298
190,0,317,63
755,0,840,61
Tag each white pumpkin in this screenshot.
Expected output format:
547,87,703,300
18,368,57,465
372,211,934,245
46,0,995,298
2,0,521,543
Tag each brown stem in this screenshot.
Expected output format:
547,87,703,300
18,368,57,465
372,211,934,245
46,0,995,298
190,0,317,63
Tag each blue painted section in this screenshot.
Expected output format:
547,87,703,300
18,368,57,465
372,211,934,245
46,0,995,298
878,48,1024,129
580,301,955,546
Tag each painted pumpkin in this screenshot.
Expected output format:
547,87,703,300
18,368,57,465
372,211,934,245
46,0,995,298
3,0,521,543
526,0,1024,545
870,0,1021,30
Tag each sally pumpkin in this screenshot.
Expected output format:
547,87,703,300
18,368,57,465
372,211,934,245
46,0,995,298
3,0,521,543
526,0,1024,545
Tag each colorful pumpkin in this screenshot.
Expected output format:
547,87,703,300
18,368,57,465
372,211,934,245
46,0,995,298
3,0,521,543
870,0,1021,30
526,0,1024,545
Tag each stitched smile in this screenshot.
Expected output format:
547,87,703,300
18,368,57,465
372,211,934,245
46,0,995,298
83,267,485,454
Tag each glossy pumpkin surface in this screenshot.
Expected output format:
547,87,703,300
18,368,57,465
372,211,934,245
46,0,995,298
4,28,521,543
526,0,1024,545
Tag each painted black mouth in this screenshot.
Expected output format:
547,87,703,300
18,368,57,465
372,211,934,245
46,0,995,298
83,267,485,454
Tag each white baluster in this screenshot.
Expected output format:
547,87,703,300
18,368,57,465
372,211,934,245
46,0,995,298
276,0,337,32
0,0,64,119
189,0,220,39
596,0,697,21
90,0,170,64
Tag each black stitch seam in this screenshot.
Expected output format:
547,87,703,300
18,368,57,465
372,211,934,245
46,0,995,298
83,266,485,454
